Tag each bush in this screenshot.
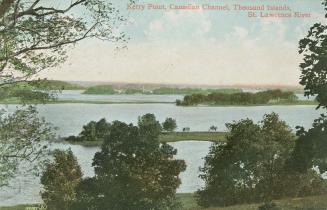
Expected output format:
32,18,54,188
162,117,177,132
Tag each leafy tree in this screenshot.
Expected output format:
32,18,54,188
290,114,327,173
162,117,177,132
291,0,327,179
0,106,53,186
65,118,111,142
41,149,82,210
0,0,128,86
299,0,327,108
197,113,296,207
73,114,186,210
138,113,162,146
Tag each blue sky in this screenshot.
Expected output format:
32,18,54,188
41,0,326,86
120,0,324,42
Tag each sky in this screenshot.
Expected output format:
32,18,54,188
40,0,327,86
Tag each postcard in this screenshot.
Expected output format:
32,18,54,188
0,0,326,209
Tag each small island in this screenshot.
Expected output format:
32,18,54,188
176,89,316,106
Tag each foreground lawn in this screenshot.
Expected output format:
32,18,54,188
0,205,38,210
177,193,327,210
67,132,227,146
159,132,226,143
3,194,327,210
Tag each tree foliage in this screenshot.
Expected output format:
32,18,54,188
292,0,327,183
299,0,327,108
66,118,111,142
0,0,128,85
177,90,297,106
162,117,177,132
0,106,53,186
83,85,117,95
73,114,186,210
290,114,327,174
41,149,82,210
196,113,327,207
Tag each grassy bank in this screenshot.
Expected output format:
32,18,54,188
0,205,38,210
159,132,226,142
177,193,327,210
67,132,227,146
3,193,327,210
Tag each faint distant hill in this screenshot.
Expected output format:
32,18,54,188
67,81,304,93
38,80,85,90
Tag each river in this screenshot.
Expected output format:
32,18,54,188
0,92,322,206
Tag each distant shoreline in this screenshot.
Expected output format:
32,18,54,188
0,99,317,106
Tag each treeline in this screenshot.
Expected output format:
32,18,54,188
82,85,242,95
0,80,84,103
82,85,117,94
65,117,177,143
152,87,241,95
0,81,57,103
0,88,51,102
176,89,298,106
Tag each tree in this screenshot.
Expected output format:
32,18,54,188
0,0,128,86
162,117,177,132
41,149,82,210
65,118,111,142
0,106,53,186
79,118,110,142
73,114,186,210
197,113,297,207
299,0,327,108
290,114,327,174
292,0,327,177
138,113,162,146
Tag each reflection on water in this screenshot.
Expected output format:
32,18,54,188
0,141,212,206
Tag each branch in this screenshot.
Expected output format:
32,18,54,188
15,0,86,19
0,22,99,62
0,0,15,18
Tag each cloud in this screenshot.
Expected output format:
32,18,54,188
39,2,324,86
144,9,212,42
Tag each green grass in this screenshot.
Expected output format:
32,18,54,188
159,132,226,142
3,194,327,210
0,205,40,210
67,132,227,146
177,193,327,210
